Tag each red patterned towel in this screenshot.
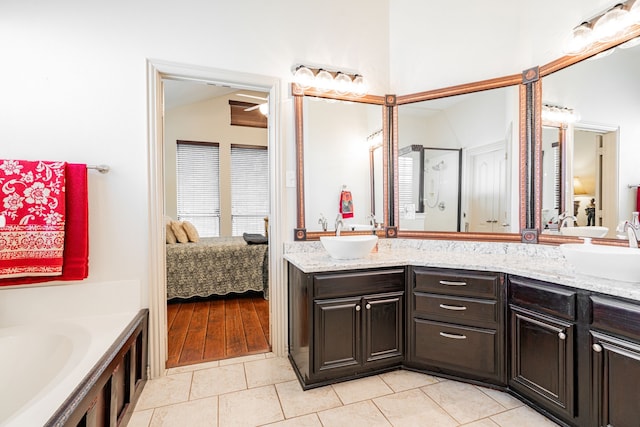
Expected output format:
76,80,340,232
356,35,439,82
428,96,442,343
339,190,354,219
0,163,88,286
0,160,66,278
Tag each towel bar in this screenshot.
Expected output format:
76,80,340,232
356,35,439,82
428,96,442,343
87,164,110,174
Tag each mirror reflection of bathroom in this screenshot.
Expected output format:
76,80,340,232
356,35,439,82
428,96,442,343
398,146,461,232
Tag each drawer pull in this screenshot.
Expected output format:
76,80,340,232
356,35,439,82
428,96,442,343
439,280,467,286
439,304,467,311
365,303,371,310
593,343,603,353
439,332,467,340
355,305,361,312
558,331,566,340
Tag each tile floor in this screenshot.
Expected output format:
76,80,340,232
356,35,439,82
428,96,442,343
128,353,560,427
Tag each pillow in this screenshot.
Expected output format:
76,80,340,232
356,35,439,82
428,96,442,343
170,220,189,243
182,221,200,242
166,223,177,244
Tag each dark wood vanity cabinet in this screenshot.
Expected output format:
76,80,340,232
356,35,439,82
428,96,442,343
407,267,506,385
288,264,405,388
589,296,640,427
508,276,577,423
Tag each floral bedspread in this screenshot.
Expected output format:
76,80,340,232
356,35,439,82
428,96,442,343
166,237,268,300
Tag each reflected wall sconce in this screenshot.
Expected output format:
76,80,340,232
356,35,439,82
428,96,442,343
293,65,367,97
563,0,640,55
367,129,383,148
542,104,580,124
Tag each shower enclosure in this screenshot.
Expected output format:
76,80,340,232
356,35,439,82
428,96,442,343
398,146,462,232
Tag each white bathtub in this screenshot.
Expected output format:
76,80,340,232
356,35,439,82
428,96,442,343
0,312,138,427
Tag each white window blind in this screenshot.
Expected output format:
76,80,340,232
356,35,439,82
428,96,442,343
176,142,220,237
231,146,269,236
398,156,414,214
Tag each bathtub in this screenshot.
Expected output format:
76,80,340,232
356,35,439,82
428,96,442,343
0,312,138,427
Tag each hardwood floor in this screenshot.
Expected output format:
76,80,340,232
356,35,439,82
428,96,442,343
166,291,270,368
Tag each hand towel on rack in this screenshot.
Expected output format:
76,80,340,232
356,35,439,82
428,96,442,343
0,163,89,286
0,159,67,278
339,189,354,219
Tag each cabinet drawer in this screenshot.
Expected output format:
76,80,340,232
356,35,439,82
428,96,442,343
414,293,498,325
508,276,576,321
591,295,640,341
412,318,500,380
314,268,405,299
413,267,500,299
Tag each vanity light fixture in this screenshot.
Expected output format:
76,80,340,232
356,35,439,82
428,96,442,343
542,104,580,124
563,0,640,55
292,65,367,97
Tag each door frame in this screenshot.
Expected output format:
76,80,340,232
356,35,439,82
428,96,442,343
146,59,285,378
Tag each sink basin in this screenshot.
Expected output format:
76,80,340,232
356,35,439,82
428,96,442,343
559,226,608,238
560,243,640,282
320,235,378,260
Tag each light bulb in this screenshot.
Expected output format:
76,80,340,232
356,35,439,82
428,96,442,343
563,22,594,55
334,72,352,95
259,103,268,115
592,5,630,42
314,69,334,93
351,74,367,97
630,0,640,24
293,66,315,89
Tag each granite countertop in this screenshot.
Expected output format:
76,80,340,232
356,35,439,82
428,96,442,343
283,239,640,302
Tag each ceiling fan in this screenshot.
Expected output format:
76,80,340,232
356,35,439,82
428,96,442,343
237,93,269,115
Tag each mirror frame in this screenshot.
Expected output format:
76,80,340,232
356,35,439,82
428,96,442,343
392,74,532,242
534,22,640,247
292,83,396,240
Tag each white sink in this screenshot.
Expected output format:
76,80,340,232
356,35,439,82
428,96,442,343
320,235,378,260
560,243,640,282
559,226,608,238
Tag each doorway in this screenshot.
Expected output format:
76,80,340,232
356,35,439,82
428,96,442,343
146,60,285,378
163,78,271,367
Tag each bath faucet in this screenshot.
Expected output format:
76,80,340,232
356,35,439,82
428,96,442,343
623,217,640,248
559,213,577,228
318,213,328,231
335,214,344,236
366,213,377,228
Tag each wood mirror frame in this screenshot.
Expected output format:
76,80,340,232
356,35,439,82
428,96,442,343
534,21,640,247
391,73,534,243
292,83,396,241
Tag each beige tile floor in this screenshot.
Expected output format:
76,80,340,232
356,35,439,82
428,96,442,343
128,353,560,427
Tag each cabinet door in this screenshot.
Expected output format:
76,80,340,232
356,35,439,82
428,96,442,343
591,331,640,427
509,305,574,419
314,297,361,374
363,292,404,363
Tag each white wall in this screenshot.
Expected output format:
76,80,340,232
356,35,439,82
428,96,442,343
0,0,389,318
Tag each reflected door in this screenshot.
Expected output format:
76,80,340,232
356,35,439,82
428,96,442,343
468,147,508,232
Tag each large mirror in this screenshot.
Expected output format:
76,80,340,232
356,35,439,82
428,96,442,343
395,80,523,238
293,86,389,240
539,37,640,242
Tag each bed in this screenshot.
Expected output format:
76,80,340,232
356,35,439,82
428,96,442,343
166,236,268,300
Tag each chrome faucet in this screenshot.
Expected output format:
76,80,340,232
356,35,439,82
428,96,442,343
623,212,640,248
318,213,328,231
559,214,577,228
335,213,344,236
366,213,377,228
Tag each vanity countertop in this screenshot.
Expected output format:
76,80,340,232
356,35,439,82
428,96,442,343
284,239,640,302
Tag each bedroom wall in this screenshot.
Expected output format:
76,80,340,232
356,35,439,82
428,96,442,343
164,92,268,236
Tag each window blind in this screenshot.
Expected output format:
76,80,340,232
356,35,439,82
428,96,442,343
176,142,220,237
231,146,269,236
398,156,414,214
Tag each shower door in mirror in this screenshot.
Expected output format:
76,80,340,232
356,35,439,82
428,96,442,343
398,146,461,232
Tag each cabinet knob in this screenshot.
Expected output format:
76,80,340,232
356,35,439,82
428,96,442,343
558,332,566,340
365,303,371,310
593,343,603,353
355,305,361,312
